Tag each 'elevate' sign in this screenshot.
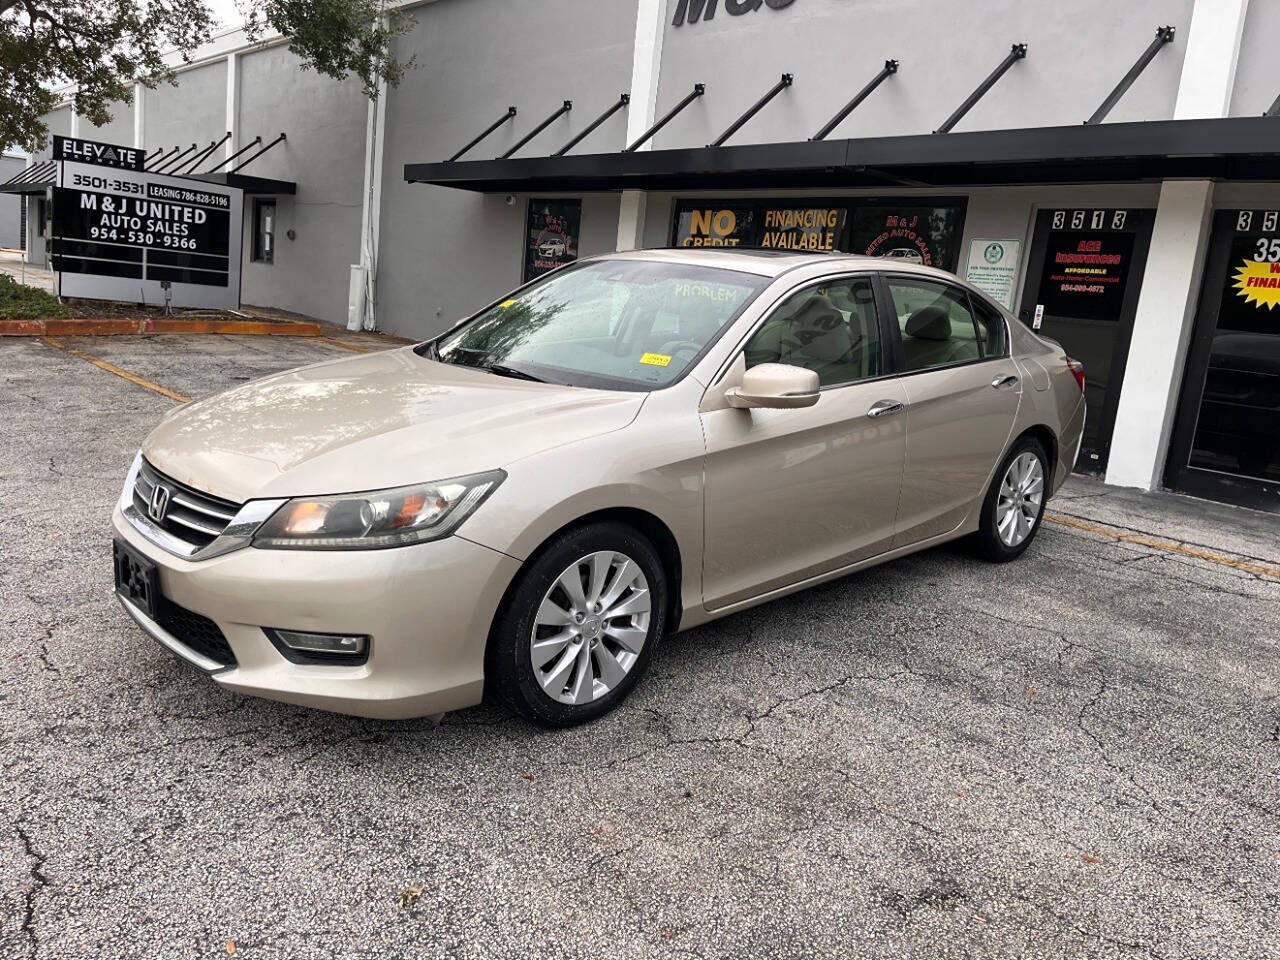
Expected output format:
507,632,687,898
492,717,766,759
52,135,145,172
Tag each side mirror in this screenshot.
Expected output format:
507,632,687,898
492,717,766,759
726,363,820,409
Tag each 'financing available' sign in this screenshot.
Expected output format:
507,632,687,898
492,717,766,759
50,136,243,309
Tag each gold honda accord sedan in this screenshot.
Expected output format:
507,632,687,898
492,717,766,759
112,249,1085,726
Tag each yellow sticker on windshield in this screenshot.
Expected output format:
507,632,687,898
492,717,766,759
640,352,672,367
499,299,518,308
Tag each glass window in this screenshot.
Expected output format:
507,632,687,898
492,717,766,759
885,277,982,372
252,199,275,263
969,294,1009,357
744,276,881,387
429,259,770,391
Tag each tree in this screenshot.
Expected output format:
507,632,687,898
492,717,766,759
0,0,413,152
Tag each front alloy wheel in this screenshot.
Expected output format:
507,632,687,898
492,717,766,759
487,522,667,726
531,551,651,705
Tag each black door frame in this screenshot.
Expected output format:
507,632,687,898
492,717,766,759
1164,209,1280,512
1017,207,1155,474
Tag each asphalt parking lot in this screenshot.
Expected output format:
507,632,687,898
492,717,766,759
2,333,1278,960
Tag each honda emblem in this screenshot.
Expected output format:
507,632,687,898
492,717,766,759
148,483,171,522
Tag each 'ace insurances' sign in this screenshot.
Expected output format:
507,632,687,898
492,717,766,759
50,137,242,309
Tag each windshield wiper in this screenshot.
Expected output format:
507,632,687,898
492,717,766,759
484,363,547,383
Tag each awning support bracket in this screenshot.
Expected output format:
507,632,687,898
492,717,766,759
447,106,517,162
554,94,630,156
627,83,705,152
177,133,232,175
711,73,793,147
205,136,263,174
231,133,287,174
935,43,1027,134
154,143,198,175
501,101,573,159
1086,26,1175,125
145,145,182,172
811,60,898,141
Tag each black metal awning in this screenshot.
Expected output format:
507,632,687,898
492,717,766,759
188,171,296,195
404,117,1280,193
0,163,295,196
0,160,55,194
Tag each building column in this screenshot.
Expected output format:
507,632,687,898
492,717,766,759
351,82,387,331
1105,181,1214,490
133,82,144,148
1103,0,1249,490
225,52,239,162
616,0,665,251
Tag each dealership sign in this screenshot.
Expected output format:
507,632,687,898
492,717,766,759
672,0,795,27
50,138,242,309
671,198,966,271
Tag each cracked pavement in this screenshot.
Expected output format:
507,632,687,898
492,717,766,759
2,334,1279,959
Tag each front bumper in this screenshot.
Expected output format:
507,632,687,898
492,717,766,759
112,506,521,719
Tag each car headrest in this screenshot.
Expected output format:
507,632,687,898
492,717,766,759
905,303,952,341
790,297,852,362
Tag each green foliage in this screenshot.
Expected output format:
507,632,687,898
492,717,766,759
0,274,70,320
0,0,414,152
244,0,415,101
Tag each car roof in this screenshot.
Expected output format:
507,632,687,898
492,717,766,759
595,247,957,281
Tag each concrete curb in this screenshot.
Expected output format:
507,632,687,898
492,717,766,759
0,316,324,336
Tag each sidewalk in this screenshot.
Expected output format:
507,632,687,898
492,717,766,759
1054,474,1279,566
0,249,52,292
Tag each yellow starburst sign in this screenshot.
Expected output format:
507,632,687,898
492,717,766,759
1233,258,1280,309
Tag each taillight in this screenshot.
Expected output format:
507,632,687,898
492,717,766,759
1066,357,1085,394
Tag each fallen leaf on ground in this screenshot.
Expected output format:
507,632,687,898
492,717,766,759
226,942,237,955
1081,853,1100,864
399,885,425,909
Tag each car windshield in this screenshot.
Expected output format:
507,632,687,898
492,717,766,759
424,259,771,390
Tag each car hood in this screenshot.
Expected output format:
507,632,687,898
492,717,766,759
143,347,645,503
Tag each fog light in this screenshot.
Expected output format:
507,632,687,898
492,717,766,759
266,628,369,664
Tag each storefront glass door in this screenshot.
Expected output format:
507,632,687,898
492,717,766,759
1166,209,1280,511
1017,208,1154,474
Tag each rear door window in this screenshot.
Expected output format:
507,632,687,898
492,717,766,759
883,276,985,372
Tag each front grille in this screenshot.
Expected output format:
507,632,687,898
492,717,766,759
155,598,236,667
133,459,240,551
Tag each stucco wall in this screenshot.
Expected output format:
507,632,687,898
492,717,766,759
236,45,368,326
1229,0,1280,116
145,60,228,160
652,0,1195,149
84,98,135,148
375,0,635,340
0,155,25,249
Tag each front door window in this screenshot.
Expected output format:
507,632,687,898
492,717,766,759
742,276,881,386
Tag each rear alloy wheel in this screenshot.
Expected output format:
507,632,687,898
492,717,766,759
974,437,1049,562
487,522,667,726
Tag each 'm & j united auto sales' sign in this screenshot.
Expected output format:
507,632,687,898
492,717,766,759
50,135,243,309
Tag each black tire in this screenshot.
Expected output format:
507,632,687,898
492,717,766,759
485,521,668,727
972,435,1049,563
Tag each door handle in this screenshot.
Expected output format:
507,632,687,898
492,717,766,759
991,374,1020,390
866,399,905,418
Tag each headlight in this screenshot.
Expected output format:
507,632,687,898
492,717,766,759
252,470,505,550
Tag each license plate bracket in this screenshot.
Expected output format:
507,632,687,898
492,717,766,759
113,539,159,620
